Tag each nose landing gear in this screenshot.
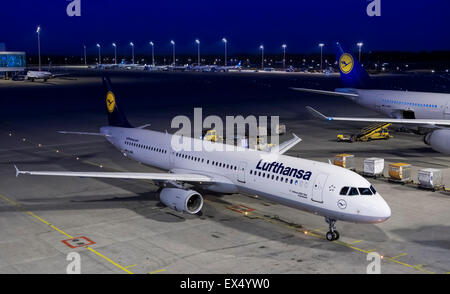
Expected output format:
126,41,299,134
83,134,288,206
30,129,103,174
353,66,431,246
325,218,340,241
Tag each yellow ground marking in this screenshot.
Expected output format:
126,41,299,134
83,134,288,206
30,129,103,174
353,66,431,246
350,240,363,244
125,264,137,269
392,253,408,260
149,268,166,274
0,193,133,274
235,203,438,274
87,247,134,274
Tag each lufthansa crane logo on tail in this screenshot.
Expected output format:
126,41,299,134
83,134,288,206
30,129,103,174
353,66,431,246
106,91,116,113
339,53,354,74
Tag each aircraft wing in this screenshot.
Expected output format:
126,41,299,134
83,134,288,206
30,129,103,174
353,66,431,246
306,106,450,126
14,165,212,182
290,87,359,98
58,131,112,137
269,133,302,154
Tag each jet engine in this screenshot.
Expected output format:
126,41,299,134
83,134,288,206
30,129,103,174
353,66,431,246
159,188,203,214
424,129,450,154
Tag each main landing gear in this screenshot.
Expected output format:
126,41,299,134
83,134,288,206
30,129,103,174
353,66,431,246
325,217,340,241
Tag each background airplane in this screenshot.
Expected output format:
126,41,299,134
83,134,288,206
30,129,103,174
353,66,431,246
14,76,391,241
292,43,450,154
25,70,68,82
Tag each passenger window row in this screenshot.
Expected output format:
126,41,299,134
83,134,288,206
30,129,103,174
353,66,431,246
175,153,238,171
340,186,376,196
124,141,239,171
382,98,438,109
249,169,302,186
125,141,167,154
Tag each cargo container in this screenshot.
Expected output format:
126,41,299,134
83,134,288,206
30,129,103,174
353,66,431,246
389,163,411,182
418,168,443,190
363,158,384,177
334,154,355,170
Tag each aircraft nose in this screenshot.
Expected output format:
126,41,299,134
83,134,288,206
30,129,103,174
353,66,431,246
375,195,391,222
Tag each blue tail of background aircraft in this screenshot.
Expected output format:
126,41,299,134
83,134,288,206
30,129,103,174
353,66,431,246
335,43,371,89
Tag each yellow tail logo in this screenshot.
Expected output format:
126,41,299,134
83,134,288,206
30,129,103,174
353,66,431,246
339,53,354,74
106,91,116,113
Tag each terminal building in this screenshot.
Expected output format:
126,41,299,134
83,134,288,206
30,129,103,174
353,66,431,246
0,43,27,78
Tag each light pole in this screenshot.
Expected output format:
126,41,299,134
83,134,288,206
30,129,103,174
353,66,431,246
149,41,154,66
259,45,264,70
282,44,287,69
96,43,101,64
130,42,135,64
83,45,87,66
222,38,227,66
319,43,324,71
170,40,175,66
112,43,117,64
195,39,200,66
357,42,363,63
36,25,41,71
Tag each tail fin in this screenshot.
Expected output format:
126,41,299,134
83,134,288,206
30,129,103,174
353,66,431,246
335,43,371,88
102,76,133,128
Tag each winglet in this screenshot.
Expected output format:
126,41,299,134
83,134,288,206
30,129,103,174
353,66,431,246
14,164,20,177
305,106,333,121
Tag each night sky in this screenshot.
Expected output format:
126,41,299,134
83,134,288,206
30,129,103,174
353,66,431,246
2,0,450,56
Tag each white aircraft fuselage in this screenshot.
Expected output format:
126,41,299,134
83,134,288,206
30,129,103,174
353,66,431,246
101,125,391,224
338,88,450,120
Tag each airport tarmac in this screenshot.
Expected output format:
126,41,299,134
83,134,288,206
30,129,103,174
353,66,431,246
0,71,449,274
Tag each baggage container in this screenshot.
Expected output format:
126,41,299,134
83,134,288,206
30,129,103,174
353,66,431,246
334,154,355,169
418,168,443,190
363,158,384,177
389,163,411,182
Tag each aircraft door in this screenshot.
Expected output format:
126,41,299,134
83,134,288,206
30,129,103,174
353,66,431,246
237,161,247,183
311,173,328,203
169,150,175,166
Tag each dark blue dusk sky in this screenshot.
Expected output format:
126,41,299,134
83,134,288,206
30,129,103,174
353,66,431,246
2,0,450,56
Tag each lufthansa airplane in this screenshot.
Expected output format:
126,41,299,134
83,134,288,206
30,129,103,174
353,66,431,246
14,77,391,241
292,43,450,154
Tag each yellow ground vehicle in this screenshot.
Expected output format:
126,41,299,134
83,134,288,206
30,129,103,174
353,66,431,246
337,123,393,142
203,129,218,142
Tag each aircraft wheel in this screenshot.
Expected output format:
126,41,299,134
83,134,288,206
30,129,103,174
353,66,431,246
326,231,334,241
333,230,340,240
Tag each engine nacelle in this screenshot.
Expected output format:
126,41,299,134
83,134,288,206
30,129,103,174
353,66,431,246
159,188,203,214
424,129,450,154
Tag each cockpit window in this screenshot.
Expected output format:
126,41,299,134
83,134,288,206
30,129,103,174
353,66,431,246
358,187,373,195
348,187,359,196
340,186,349,195
370,185,376,194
